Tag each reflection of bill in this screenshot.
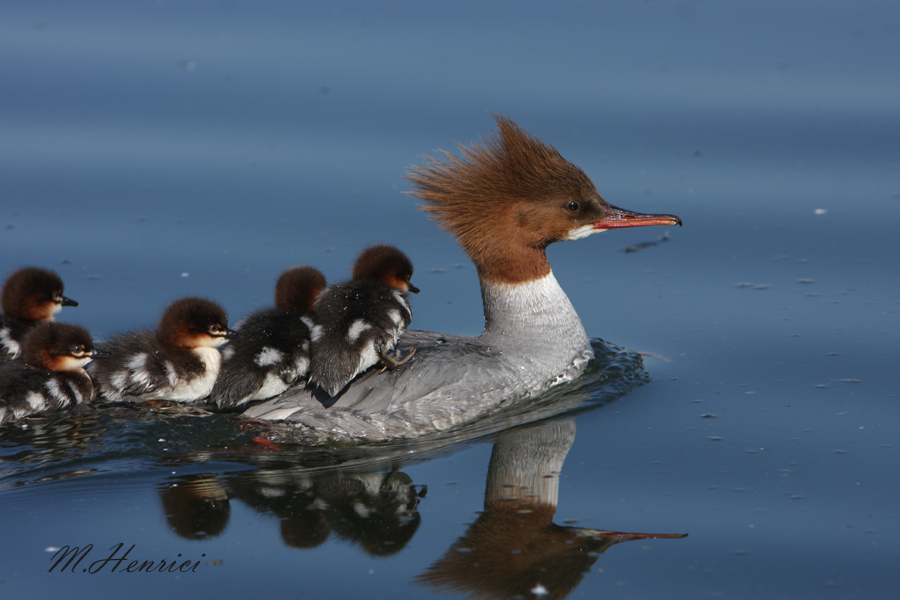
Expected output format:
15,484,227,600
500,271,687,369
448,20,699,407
417,420,687,600
153,409,682,598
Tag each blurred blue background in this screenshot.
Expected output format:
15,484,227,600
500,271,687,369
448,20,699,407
1,2,898,598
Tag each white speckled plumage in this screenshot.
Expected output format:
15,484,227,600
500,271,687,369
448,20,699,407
210,266,326,409
245,273,592,438
243,117,680,440
88,297,233,404
306,245,418,398
0,322,99,422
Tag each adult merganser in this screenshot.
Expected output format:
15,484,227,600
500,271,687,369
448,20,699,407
89,297,235,403
0,267,79,362
244,116,681,439
210,266,327,409
308,244,420,397
0,322,103,423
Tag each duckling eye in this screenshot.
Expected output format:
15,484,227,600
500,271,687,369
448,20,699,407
208,324,223,334
566,201,580,213
71,345,85,355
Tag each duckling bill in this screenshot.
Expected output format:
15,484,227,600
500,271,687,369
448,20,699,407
244,116,680,440
1,267,78,363
308,245,419,397
88,297,235,403
0,322,103,423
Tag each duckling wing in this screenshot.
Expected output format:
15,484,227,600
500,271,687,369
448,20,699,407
88,331,167,401
0,363,91,421
211,309,312,408
120,376,160,397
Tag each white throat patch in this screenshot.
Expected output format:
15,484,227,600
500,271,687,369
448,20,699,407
563,223,605,241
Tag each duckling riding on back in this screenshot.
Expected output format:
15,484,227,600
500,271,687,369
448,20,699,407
308,245,419,398
243,117,680,440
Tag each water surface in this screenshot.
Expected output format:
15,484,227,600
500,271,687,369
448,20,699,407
1,2,899,599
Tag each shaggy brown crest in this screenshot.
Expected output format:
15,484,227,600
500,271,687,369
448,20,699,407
406,116,605,283
274,266,327,312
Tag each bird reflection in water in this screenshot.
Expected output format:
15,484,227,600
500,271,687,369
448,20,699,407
416,420,687,600
158,468,425,555
155,419,685,599
159,476,230,540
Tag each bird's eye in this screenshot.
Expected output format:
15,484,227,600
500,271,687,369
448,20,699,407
209,325,221,334
72,345,84,354
566,201,580,213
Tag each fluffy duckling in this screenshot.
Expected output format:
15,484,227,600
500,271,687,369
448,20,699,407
0,322,103,423
308,245,419,397
88,297,235,403
1,267,79,362
210,266,327,409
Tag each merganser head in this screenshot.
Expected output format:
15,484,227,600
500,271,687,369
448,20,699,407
156,297,236,349
274,266,328,313
23,322,103,371
1,267,79,322
352,244,421,294
406,115,682,284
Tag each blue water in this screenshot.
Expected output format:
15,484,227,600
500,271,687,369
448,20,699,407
2,2,899,598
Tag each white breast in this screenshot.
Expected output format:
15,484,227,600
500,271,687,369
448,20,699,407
146,347,222,402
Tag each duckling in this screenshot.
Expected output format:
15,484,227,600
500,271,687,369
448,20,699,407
0,267,79,362
0,322,103,423
88,297,235,403
308,245,420,397
211,266,327,409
